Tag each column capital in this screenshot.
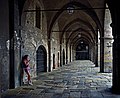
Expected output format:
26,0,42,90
99,37,113,40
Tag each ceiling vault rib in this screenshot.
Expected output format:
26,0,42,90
52,30,98,32
24,7,108,12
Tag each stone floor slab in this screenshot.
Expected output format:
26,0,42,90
1,60,120,98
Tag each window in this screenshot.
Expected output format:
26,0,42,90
36,6,41,29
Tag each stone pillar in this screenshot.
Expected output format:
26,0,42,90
0,0,10,92
66,43,68,64
60,43,62,67
91,46,94,62
72,47,75,61
104,8,113,72
14,0,21,87
70,45,72,62
48,39,51,71
9,0,15,89
112,8,120,94
93,44,96,64
112,29,120,94
104,38,113,72
68,45,70,63
100,35,104,72
89,46,91,61
95,38,98,67
98,32,100,66
71,45,73,61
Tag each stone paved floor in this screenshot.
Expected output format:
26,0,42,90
1,60,120,98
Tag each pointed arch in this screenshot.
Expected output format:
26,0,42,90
36,45,47,75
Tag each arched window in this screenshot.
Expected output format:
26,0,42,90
36,6,41,29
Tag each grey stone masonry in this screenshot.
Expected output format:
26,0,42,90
2,60,120,98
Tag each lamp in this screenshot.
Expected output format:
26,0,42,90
80,41,83,44
67,6,74,14
78,33,81,38
67,0,74,14
78,31,82,38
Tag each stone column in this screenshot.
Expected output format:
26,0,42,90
70,45,72,62
14,0,22,87
89,46,91,61
112,8,120,94
48,39,51,72
9,0,15,89
104,37,113,72
60,43,62,67
104,8,113,72
100,34,104,72
66,43,68,64
98,32,100,66
93,45,96,63
95,38,98,67
0,0,10,92
112,28,120,94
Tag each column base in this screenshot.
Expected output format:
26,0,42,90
112,86,120,94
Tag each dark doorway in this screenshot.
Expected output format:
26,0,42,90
36,45,47,75
76,41,89,60
63,49,65,65
70,45,71,62
53,54,55,69
58,52,59,67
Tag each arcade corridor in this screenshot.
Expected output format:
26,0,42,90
2,60,118,98
1,0,120,97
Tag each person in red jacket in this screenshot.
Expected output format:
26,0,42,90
22,55,33,85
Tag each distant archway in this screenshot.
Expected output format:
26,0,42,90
76,40,89,60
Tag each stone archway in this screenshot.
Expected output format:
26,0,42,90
36,45,47,75
76,41,89,60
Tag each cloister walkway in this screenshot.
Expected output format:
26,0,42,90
2,60,120,98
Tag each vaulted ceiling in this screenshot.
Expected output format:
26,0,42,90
41,0,106,47
21,0,108,48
